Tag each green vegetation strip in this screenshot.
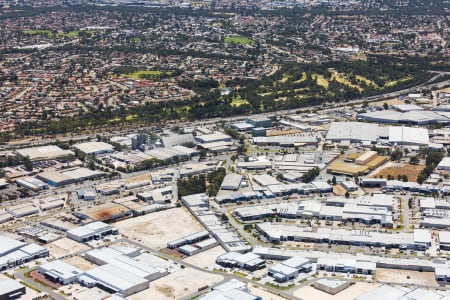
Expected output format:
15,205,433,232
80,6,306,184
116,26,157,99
224,36,254,44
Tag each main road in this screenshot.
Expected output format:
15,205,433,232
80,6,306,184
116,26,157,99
4,77,450,150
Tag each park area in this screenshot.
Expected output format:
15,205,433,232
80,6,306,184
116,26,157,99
224,36,254,44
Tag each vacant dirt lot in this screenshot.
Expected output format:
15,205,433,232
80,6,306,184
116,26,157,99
370,162,424,181
376,268,437,287
128,268,224,300
183,245,226,269
293,282,380,300
113,207,203,250
44,237,91,259
64,255,96,271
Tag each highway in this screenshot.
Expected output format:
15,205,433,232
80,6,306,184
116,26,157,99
4,76,450,150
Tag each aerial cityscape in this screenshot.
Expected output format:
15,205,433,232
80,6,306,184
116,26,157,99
0,0,449,299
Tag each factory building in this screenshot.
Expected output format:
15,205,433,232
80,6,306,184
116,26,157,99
73,141,115,156
81,264,149,297
326,122,380,143
73,203,132,222
317,258,376,275
37,167,104,187
16,177,48,191
38,260,84,285
357,109,449,125
16,145,74,161
66,221,118,243
6,203,39,218
388,126,429,146
220,173,243,191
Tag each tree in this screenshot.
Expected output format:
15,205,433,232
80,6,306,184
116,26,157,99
302,167,320,183
391,148,403,161
331,176,337,185
383,102,389,110
23,156,33,172
409,156,419,165
345,191,350,198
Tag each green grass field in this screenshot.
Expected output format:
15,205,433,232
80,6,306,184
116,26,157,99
23,29,94,38
224,36,254,45
123,70,173,79
312,74,329,89
231,95,249,107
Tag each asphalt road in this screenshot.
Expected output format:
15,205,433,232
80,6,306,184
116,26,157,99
4,76,450,150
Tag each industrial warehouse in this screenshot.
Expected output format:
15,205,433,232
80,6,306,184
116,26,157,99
256,223,431,250
37,245,175,297
0,236,48,270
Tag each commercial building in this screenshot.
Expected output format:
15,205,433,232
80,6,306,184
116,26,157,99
230,122,254,131
216,252,265,271
38,260,84,284
73,142,115,156
317,258,376,275
137,186,173,204
66,221,118,243
256,223,429,250
246,117,273,128
181,193,209,208
233,206,275,221
268,256,312,282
